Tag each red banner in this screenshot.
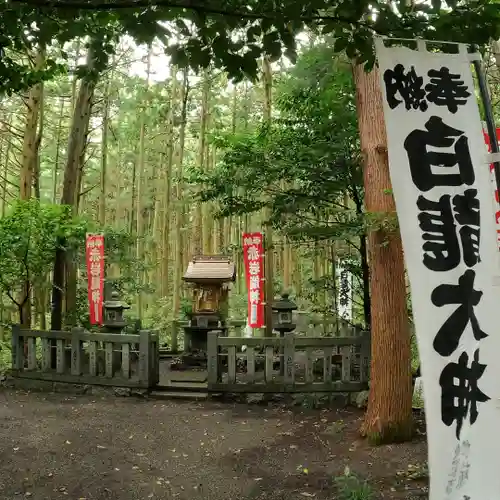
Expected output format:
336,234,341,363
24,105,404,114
86,234,105,325
484,128,500,250
484,127,500,173
243,232,265,328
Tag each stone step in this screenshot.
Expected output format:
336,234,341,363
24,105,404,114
150,390,208,401
157,382,208,391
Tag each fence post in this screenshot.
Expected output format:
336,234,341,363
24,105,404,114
71,327,83,376
207,331,219,386
11,324,23,371
149,332,159,385
283,332,295,389
138,330,151,387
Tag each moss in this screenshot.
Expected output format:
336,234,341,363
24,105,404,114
366,420,415,445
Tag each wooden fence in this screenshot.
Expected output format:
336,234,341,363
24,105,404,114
11,326,159,389
206,330,370,393
167,317,364,349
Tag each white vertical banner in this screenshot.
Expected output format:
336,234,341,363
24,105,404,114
376,38,500,500
336,261,353,320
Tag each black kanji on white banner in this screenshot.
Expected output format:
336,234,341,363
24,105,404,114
383,60,489,441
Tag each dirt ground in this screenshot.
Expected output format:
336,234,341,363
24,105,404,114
0,389,428,500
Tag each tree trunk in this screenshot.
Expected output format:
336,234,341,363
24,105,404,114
33,76,44,200
353,63,413,444
193,69,209,256
52,97,65,203
20,48,44,201
492,39,500,70
19,47,45,329
136,45,152,319
99,73,111,226
262,56,274,336
160,68,178,298
172,69,189,350
51,42,101,331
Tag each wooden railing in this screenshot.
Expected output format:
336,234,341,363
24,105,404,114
166,318,363,351
206,331,370,393
11,326,159,389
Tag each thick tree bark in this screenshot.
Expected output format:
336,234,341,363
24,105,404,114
51,43,100,331
353,63,413,443
19,47,45,330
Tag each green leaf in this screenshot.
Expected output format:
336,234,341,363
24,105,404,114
334,37,350,53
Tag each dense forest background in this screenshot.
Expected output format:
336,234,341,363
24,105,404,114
0,33,498,349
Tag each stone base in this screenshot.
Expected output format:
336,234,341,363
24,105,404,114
1,376,148,398
218,391,356,408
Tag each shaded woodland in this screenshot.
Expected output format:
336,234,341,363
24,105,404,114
0,0,499,444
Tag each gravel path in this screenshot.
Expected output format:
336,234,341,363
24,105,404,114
0,389,428,500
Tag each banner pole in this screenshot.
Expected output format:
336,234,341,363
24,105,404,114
471,45,500,195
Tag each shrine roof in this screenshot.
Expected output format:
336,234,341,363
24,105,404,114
183,255,236,283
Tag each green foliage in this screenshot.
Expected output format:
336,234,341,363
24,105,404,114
0,339,11,374
192,43,368,320
0,200,85,308
192,45,362,239
1,0,500,92
334,467,374,500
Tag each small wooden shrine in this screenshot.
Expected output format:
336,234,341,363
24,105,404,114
182,255,235,354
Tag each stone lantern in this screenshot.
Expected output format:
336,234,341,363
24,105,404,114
272,292,297,335
103,290,130,333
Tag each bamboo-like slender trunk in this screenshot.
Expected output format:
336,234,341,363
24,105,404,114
193,69,210,256
136,46,152,318
172,69,189,351
99,73,111,226
262,56,274,336
160,68,178,298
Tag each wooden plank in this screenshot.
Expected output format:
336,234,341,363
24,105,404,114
71,333,82,376
11,325,24,370
138,330,151,386
341,346,352,382
305,348,314,383
12,370,145,388
79,332,141,344
323,347,333,383
294,337,363,348
217,336,283,348
56,340,65,374
207,331,219,385
121,343,130,379
208,381,368,393
18,329,73,340
227,346,236,383
105,342,113,378
89,341,97,376
41,338,51,371
283,333,295,386
246,347,255,382
27,337,37,370
14,329,141,344
265,346,274,383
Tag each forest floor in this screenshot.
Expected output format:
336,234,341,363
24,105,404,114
0,389,428,500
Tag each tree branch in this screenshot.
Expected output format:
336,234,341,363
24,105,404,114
12,0,375,31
